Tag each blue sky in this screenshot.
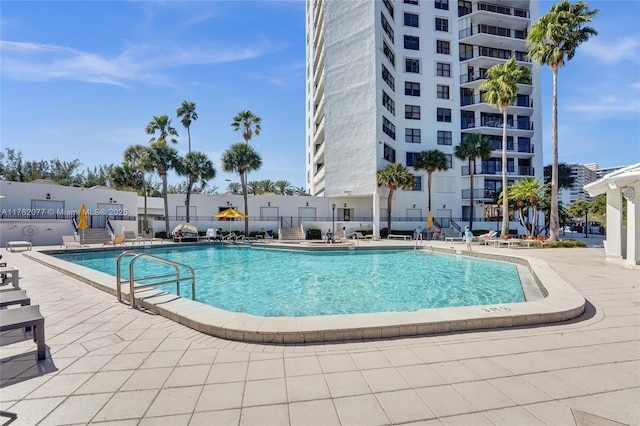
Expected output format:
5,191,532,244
1,1,638,192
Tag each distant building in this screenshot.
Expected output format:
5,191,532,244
560,163,627,205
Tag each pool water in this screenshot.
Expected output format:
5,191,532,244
54,246,525,317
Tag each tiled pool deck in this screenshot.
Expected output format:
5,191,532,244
1,239,638,425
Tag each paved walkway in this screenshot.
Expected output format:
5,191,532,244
0,243,638,425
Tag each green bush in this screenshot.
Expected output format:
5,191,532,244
544,239,587,248
155,231,167,239
307,228,322,240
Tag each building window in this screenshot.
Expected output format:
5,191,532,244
404,0,419,4
436,62,451,77
436,39,450,54
382,64,395,91
435,17,448,32
382,91,395,115
413,176,423,191
437,84,450,99
437,130,452,145
382,116,396,140
445,154,453,168
381,12,394,43
405,58,420,73
406,152,420,167
435,0,449,10
405,128,421,143
405,105,421,120
383,0,394,18
404,12,419,27
405,81,421,96
383,41,395,67
437,108,452,122
404,35,420,50
460,43,474,60
383,144,396,162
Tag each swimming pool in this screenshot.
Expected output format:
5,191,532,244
54,245,525,317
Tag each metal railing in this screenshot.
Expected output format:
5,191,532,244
116,251,195,309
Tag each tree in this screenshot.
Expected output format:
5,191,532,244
293,186,306,196
109,163,142,192
247,180,261,195
148,141,179,235
376,163,415,232
480,57,531,237
274,180,293,196
124,144,153,232
221,142,262,234
231,110,261,144
226,182,241,194
176,151,216,223
176,100,198,153
454,133,492,229
544,162,575,189
413,150,449,213
145,115,179,145
527,0,599,242
505,177,542,237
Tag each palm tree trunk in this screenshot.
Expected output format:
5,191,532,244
161,171,169,235
427,172,433,213
186,178,193,223
501,108,509,238
187,127,192,154
549,68,560,242
142,178,148,233
469,158,475,229
241,169,249,235
387,188,394,231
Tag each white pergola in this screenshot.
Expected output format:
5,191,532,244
585,163,640,266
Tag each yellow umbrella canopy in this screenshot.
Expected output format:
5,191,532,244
78,203,89,230
172,222,198,235
213,208,248,219
427,211,433,230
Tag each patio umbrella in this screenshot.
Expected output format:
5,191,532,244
427,211,433,230
78,203,88,245
214,208,248,234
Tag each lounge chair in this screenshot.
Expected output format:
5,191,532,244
61,235,81,248
0,290,30,308
103,235,126,246
0,305,46,360
204,228,219,242
263,230,274,241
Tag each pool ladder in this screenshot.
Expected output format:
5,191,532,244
116,251,196,309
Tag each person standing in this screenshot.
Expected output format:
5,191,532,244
464,226,473,251
414,225,423,240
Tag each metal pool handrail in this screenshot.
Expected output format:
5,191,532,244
116,251,196,308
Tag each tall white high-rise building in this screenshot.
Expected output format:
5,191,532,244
305,0,542,232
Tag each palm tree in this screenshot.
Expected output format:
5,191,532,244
176,100,198,153
247,180,261,195
124,144,153,233
145,115,179,145
527,0,599,241
274,180,292,196
108,163,142,192
376,163,415,232
221,142,262,234
231,110,261,144
454,133,492,230
176,151,216,223
506,177,542,237
293,186,306,196
480,57,531,237
227,182,241,194
148,141,179,235
413,150,449,213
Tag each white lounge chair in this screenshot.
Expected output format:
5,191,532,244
61,235,81,248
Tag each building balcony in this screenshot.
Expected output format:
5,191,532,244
459,24,528,51
461,165,535,177
459,1,530,19
460,94,533,109
462,188,498,200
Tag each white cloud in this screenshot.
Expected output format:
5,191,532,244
582,37,640,64
0,38,287,87
565,93,640,117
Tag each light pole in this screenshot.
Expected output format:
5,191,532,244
584,207,589,238
496,205,502,233
331,203,336,242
